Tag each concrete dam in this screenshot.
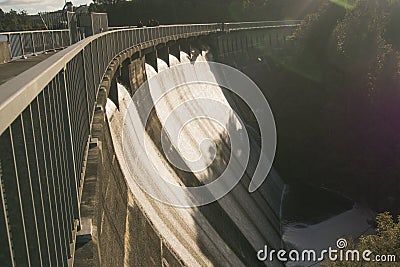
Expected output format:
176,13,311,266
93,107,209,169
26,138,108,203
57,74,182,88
0,22,301,266
75,29,291,267
96,54,285,266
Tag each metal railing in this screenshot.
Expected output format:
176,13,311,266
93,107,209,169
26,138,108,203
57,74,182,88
0,22,298,266
39,10,69,30
0,20,301,60
224,20,302,31
108,26,137,30
0,29,71,59
77,12,109,37
91,12,109,34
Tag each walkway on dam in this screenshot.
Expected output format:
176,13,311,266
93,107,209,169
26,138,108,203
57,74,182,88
0,22,302,267
0,52,57,85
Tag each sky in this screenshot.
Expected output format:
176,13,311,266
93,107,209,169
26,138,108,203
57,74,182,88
0,0,92,14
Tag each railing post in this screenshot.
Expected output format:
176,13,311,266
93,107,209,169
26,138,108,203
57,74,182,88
51,31,55,51
20,33,26,59
31,33,37,56
90,42,97,99
81,48,91,129
59,31,63,49
0,158,17,267
7,34,12,59
42,32,47,54
137,28,141,44
110,33,115,60
60,67,80,222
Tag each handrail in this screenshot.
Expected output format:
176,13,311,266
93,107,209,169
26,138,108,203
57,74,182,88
0,21,301,135
0,29,70,35
224,20,302,25
224,20,302,31
0,23,220,266
108,26,137,30
0,21,300,60
0,23,220,136
0,29,72,59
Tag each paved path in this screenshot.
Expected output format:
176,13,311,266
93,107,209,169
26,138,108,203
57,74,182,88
0,52,57,85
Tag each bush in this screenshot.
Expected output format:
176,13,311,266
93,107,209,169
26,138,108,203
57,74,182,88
324,212,400,267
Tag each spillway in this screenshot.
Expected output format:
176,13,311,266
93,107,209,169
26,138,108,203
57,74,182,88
105,51,285,266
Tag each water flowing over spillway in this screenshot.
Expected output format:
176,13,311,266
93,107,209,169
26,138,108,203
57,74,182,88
105,51,286,266
103,50,377,267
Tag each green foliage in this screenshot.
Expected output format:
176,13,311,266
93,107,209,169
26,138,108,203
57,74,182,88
0,8,42,31
330,0,357,10
290,2,346,82
323,212,400,266
273,0,400,213
89,0,325,26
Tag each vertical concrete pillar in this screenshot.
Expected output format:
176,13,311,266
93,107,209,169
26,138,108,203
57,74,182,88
124,55,147,95
223,38,229,55
244,33,249,50
168,42,180,62
228,36,234,53
269,33,272,47
109,76,119,109
129,53,140,94
190,39,203,60
145,50,158,72
118,58,133,96
157,44,170,67
179,40,191,57
218,37,224,57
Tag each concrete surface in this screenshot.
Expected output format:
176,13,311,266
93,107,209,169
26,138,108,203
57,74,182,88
0,52,57,85
95,52,285,266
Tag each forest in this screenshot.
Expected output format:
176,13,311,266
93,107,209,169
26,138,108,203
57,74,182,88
271,0,400,215
0,0,325,31
89,0,325,25
266,2,400,263
0,9,42,31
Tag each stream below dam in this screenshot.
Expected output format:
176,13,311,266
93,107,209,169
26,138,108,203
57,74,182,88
239,56,376,266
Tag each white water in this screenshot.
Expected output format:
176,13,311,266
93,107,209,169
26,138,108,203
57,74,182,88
283,204,375,266
145,51,285,256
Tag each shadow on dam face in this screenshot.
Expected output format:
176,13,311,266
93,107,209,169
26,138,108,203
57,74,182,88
82,48,374,267
103,51,286,266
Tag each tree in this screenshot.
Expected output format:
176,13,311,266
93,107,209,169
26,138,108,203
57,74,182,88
324,212,400,266
89,0,324,26
275,0,400,213
0,9,42,31
92,0,125,5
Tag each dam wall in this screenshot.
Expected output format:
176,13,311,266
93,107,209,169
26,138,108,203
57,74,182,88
75,54,251,266
74,57,186,267
74,26,296,267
